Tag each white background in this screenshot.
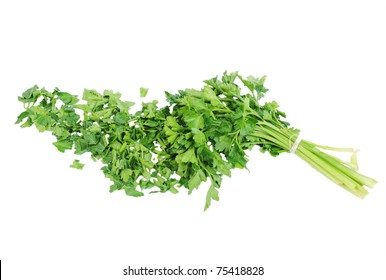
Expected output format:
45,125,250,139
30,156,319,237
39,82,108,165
0,0,385,279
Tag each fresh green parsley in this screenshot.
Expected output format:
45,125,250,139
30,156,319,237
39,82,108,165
15,71,377,209
70,159,85,170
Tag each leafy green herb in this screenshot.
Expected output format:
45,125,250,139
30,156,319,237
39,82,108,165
140,87,148,98
70,159,85,170
16,72,377,209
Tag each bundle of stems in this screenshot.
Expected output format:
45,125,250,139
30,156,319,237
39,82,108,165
254,122,376,198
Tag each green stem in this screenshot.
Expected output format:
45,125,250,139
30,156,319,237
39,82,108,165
253,124,377,198
296,141,369,198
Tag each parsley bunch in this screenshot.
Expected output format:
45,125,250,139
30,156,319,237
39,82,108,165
16,72,377,209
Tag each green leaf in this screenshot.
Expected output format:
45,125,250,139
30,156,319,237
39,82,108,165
213,152,231,176
113,112,130,125
202,86,223,106
237,74,268,99
34,115,52,132
104,90,135,113
144,120,159,127
164,126,178,143
83,132,99,145
214,135,233,152
176,147,198,164
15,111,29,124
57,92,79,105
188,169,206,193
140,87,148,98
22,85,38,99
192,128,206,145
73,138,88,154
204,184,220,210
70,159,85,170
239,117,257,137
166,116,184,131
53,139,73,152
52,126,70,138
228,144,247,168
82,89,106,109
19,85,39,103
124,187,144,197
20,117,33,128
120,169,133,183
183,111,204,130
141,101,158,118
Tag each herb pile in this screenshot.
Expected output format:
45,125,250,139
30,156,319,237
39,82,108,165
16,72,377,209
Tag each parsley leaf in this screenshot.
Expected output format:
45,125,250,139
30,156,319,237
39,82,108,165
70,159,85,170
140,87,149,98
